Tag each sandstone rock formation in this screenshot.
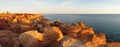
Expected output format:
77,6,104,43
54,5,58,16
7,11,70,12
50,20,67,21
19,30,44,47
0,13,119,47
43,26,63,42
61,33,106,47
0,30,20,47
60,36,85,47
77,27,95,42
85,33,106,47
0,13,46,34
76,22,87,28
0,13,43,23
19,26,63,47
105,42,120,47
0,20,9,30
79,27,95,35
59,24,81,35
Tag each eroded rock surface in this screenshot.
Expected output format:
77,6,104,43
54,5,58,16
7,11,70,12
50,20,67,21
85,33,106,47
60,36,86,47
61,33,106,47
0,13,119,47
105,42,120,47
43,26,63,42
19,30,44,47
0,13,43,23
0,30,20,47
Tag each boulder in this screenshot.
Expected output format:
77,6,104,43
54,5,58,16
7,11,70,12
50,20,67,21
59,24,81,35
33,24,44,32
77,34,94,43
0,20,34,34
68,25,81,33
93,33,106,44
60,36,86,47
79,27,95,35
4,23,33,34
85,33,106,47
51,20,61,26
77,27,95,42
61,33,106,47
0,20,9,30
19,30,44,47
36,19,51,27
19,24,34,33
58,24,69,35
66,33,78,38
0,30,20,47
76,22,87,28
76,28,106,47
0,44,1,47
19,27,63,47
43,26,63,42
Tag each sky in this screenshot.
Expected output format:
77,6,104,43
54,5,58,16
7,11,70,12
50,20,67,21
0,0,120,14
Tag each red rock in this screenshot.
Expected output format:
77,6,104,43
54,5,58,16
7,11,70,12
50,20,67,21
51,20,62,26
33,24,44,32
66,33,78,38
59,24,81,35
92,33,106,44
105,42,120,47
77,34,94,43
85,33,106,47
19,30,44,47
77,27,95,42
77,22,87,28
0,20,9,30
0,30,20,47
19,24,34,33
68,25,81,33
60,36,86,47
58,24,69,34
0,13,114,47
43,26,63,42
79,27,95,35
0,44,1,47
61,33,106,47
37,19,51,27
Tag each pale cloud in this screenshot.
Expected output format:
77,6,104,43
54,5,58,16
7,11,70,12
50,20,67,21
61,0,74,6
31,0,55,7
31,0,44,6
1,0,120,14
30,0,78,8
29,0,81,14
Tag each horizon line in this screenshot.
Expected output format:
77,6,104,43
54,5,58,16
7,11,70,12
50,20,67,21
1,11,120,14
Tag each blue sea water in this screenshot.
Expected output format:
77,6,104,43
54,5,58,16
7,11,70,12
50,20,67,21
44,14,120,41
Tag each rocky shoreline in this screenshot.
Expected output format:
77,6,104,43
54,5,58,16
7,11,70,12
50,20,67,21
0,13,120,47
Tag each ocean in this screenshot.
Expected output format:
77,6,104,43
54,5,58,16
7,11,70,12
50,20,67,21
44,14,120,42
